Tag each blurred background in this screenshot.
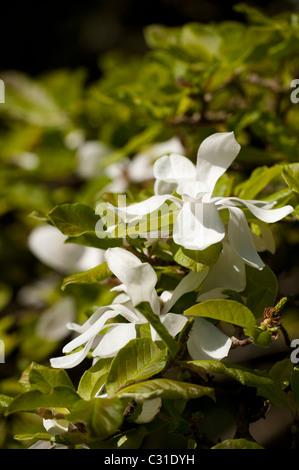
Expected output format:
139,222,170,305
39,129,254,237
2,0,298,78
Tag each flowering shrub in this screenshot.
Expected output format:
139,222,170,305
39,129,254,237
0,4,299,450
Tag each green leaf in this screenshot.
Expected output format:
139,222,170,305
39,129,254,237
184,299,257,328
212,438,264,449
116,378,215,403
19,362,75,394
243,326,272,347
168,416,190,435
173,243,221,273
106,338,168,396
7,387,81,414
136,302,179,358
180,23,221,61
77,358,113,400
0,394,13,412
68,397,124,440
65,232,122,250
47,203,100,237
269,359,294,390
242,265,278,318
62,262,112,291
185,360,289,407
235,165,281,200
14,433,51,442
281,163,299,194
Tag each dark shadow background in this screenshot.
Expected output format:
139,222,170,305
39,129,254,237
1,0,298,79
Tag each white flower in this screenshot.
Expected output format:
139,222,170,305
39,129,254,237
36,296,76,341
50,247,232,369
28,224,106,274
127,137,185,183
76,140,113,179
103,132,293,270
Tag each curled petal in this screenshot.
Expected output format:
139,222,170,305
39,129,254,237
186,317,232,360
227,206,264,270
62,310,121,353
104,195,181,223
92,323,137,358
196,132,241,194
50,338,94,369
222,197,294,223
161,270,209,316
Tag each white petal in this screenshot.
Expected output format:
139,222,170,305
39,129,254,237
127,153,155,182
76,141,112,179
105,194,180,222
154,153,196,184
222,197,294,223
75,247,106,272
50,338,93,369
227,206,264,270
66,306,110,334
173,202,225,251
106,248,160,313
28,225,85,273
176,180,209,199
161,270,209,315
125,263,160,313
105,247,142,279
62,310,120,353
151,313,188,341
36,297,75,341
92,323,137,358
197,242,246,298
43,418,69,435
186,317,232,360
196,132,241,193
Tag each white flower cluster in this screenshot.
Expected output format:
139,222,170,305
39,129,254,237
28,132,294,370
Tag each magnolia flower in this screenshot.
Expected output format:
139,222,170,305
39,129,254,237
28,224,106,274
50,247,232,369
103,132,293,270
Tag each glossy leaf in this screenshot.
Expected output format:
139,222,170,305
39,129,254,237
62,262,112,291
185,299,257,328
106,338,168,396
